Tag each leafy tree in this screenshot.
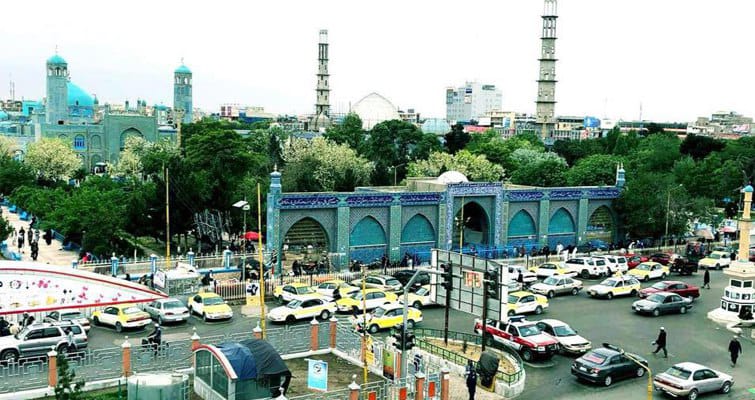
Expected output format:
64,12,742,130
54,354,84,400
510,156,568,187
603,126,621,154
724,201,738,219
0,137,15,158
553,139,605,166
24,139,81,182
363,120,441,185
324,113,365,151
611,130,640,156
267,126,286,168
283,138,374,192
111,136,149,179
0,157,35,197
566,154,624,186
0,215,12,242
645,122,665,136
679,134,725,161
626,132,681,175
407,150,504,181
444,123,470,154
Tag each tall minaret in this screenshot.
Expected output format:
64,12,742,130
173,60,193,124
46,53,69,124
315,29,330,117
535,0,558,140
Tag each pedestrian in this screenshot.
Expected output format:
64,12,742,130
556,242,564,258
703,267,711,289
27,228,32,244
465,360,477,400
30,241,39,261
44,228,53,246
543,245,550,262
65,327,77,355
728,336,742,367
17,229,25,251
652,327,667,358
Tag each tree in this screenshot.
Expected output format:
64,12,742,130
283,137,374,192
645,122,665,136
510,156,568,187
24,139,81,182
324,113,365,151
444,123,470,154
54,354,84,400
363,120,441,185
0,215,12,242
0,136,15,158
626,133,681,174
111,136,149,179
680,134,725,161
0,157,35,196
553,139,605,166
407,150,504,181
566,154,624,186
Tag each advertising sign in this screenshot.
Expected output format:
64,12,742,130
464,271,483,288
382,348,396,380
583,116,601,128
307,359,328,391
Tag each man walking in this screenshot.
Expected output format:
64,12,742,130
652,327,667,358
728,336,742,367
703,267,711,289
465,360,477,400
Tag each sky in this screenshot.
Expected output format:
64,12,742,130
0,0,753,122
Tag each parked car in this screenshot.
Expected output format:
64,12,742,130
392,270,430,287
571,345,648,386
627,262,669,282
273,283,324,304
530,275,583,298
43,310,91,332
507,291,549,316
268,298,337,323
586,276,641,299
350,275,403,292
529,263,576,278
143,298,190,324
313,279,358,299
632,292,693,317
0,321,88,362
638,280,700,299
535,319,591,355
698,251,732,270
564,257,607,279
353,302,422,333
507,265,537,284
626,253,649,269
649,252,676,266
92,304,152,332
399,285,434,309
653,362,733,400
187,293,234,321
592,255,628,275
474,316,559,362
335,289,398,314
669,256,699,275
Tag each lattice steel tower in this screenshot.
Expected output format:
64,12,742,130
535,0,558,139
315,29,330,117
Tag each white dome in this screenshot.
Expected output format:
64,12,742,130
436,171,468,184
352,92,400,130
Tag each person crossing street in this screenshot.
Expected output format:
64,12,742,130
652,327,667,358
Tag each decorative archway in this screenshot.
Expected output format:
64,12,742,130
400,214,436,262
586,206,614,242
453,202,490,247
283,217,330,254
506,210,538,252
350,216,387,263
548,208,576,247
120,128,143,150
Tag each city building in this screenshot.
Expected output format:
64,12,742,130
398,108,421,124
445,82,502,123
173,62,193,124
535,0,559,139
688,111,752,137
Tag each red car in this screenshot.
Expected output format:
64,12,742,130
626,254,649,269
638,280,700,299
649,253,674,266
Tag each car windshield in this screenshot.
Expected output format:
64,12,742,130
582,352,607,364
204,297,224,306
543,277,560,285
553,325,577,336
351,292,365,300
664,366,691,379
507,295,520,304
600,278,619,287
124,307,142,314
650,282,668,290
637,264,652,271
163,300,184,309
647,294,665,303
372,307,387,318
61,312,84,319
386,279,401,286
287,300,302,309
296,286,314,294
415,288,428,296
518,325,541,337
708,253,721,259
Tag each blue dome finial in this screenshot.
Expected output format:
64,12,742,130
175,58,191,74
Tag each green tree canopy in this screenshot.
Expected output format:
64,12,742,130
566,154,623,186
363,120,442,185
407,150,504,181
324,113,365,151
24,138,81,182
283,137,374,192
444,123,470,154
679,134,726,161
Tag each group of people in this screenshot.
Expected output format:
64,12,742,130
651,327,744,368
14,226,43,261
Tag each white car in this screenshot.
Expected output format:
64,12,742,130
143,298,191,324
350,275,402,292
268,298,337,323
507,265,537,284
592,255,628,274
535,319,592,355
530,276,583,298
564,257,608,278
399,286,434,309
698,251,732,270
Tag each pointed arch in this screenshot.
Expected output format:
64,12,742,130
548,208,575,234
508,210,537,237
587,206,614,232
350,216,386,247
401,214,435,243
453,201,491,246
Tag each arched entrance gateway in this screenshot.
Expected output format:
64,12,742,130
453,202,490,248
282,217,330,256
586,206,614,243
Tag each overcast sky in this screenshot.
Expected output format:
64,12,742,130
1,0,753,122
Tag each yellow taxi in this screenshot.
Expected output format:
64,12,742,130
586,275,642,299
336,289,398,314
627,261,669,282
187,292,234,321
529,262,577,278
92,304,152,332
399,286,434,309
268,297,337,324
507,291,549,316
313,279,359,299
273,282,324,303
353,302,423,333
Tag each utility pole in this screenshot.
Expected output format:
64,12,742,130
481,276,489,353
257,184,266,338
165,165,170,269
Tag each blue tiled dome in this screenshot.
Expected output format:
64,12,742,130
67,82,94,107
47,54,67,65
744,185,754,193
175,64,191,74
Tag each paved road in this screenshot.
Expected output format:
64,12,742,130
1,205,79,265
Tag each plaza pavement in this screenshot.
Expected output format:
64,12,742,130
1,205,79,265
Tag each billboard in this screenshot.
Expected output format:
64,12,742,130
583,116,601,128
307,359,328,391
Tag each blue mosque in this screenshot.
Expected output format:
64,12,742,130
0,53,193,169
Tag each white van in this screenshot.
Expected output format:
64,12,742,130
592,255,628,274
563,257,607,278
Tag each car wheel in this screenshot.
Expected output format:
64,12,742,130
93,316,100,326
603,375,613,387
652,309,660,317
521,349,533,362
0,350,18,363
679,306,687,314
483,333,494,346
285,315,296,324
635,367,645,377
715,264,720,270
661,273,667,279
547,291,555,298
320,310,330,320
508,310,515,317
534,306,543,315
406,320,415,329
644,276,650,282
580,270,590,279
115,322,123,333
158,316,164,325
606,292,613,300
720,381,732,394
630,290,637,296
571,288,579,296
412,301,422,309
57,344,68,354
203,313,209,323
688,388,698,400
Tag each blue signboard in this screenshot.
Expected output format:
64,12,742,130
583,116,601,128
307,359,328,391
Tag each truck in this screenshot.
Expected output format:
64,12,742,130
473,315,559,362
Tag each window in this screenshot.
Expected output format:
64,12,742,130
73,135,85,150
44,328,62,338
731,280,742,288
196,351,211,383
212,357,228,397
105,308,118,315
26,330,43,340
744,281,753,288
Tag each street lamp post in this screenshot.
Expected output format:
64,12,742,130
233,199,251,282
391,163,406,186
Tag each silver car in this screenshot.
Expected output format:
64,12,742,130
530,276,583,298
654,362,733,400
632,292,693,317
44,310,91,332
0,322,87,362
143,298,190,324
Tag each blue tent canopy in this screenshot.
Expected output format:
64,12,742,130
216,339,290,380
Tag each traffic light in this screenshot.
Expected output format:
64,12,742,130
404,331,415,350
392,324,405,350
484,268,499,299
441,263,453,291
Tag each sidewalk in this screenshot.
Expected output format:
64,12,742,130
447,373,503,399
1,205,79,265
